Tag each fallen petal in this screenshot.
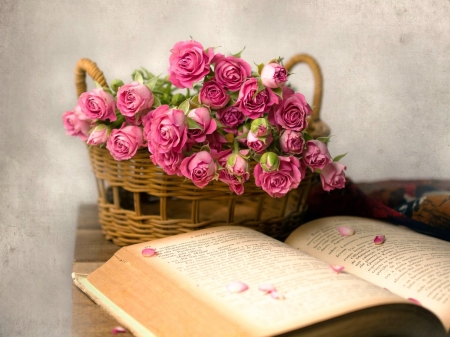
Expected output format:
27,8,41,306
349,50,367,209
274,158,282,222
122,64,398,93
374,235,385,245
227,281,248,293
330,265,345,273
258,283,276,294
407,298,421,306
338,226,355,236
112,326,127,334
270,291,285,300
142,248,156,257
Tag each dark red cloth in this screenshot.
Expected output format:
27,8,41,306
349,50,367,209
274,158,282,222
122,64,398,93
305,179,450,242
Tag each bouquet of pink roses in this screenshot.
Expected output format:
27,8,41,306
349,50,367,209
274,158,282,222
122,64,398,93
63,40,346,198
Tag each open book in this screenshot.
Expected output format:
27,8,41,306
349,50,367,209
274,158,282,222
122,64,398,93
73,216,450,337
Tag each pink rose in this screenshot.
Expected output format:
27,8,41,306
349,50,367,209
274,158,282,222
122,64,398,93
218,170,247,195
62,105,91,140
147,105,188,154
78,88,116,122
187,107,217,143
180,151,217,188
87,125,110,146
216,105,246,133
151,150,185,176
236,78,279,119
106,124,144,161
247,131,273,153
116,81,154,117
302,140,331,170
211,148,232,167
213,54,251,91
261,63,288,88
254,156,302,198
168,40,214,89
226,154,249,177
279,129,305,154
206,132,228,152
320,162,347,191
273,92,312,131
198,80,230,109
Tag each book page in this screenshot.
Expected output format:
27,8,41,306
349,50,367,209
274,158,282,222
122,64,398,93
121,226,408,336
285,216,450,331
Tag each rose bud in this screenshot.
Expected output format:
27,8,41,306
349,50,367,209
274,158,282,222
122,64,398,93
260,152,280,172
226,154,249,177
247,130,273,154
87,124,110,146
250,117,271,137
180,151,217,188
261,63,288,88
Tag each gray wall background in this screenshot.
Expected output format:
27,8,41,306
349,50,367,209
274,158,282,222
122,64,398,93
1,0,449,335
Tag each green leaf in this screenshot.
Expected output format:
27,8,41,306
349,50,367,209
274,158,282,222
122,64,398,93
333,153,348,162
316,136,332,144
140,67,154,80
200,144,210,153
272,87,283,98
303,132,313,141
229,91,239,101
152,96,161,108
252,79,266,99
110,79,124,93
190,95,200,107
231,46,246,58
94,81,103,89
187,117,203,130
133,71,144,84
178,99,190,114
145,76,158,91
102,87,113,95
256,63,265,75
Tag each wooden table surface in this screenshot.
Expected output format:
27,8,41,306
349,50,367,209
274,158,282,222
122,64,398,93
72,204,122,336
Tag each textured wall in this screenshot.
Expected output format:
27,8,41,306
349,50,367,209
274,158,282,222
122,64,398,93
1,0,449,335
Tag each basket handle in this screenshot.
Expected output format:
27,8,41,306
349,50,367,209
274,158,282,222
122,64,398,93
284,54,330,137
74,58,108,97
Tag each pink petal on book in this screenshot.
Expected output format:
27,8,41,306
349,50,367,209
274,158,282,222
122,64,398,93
270,291,285,300
337,226,355,236
330,265,345,273
112,326,127,334
374,235,385,245
227,281,249,293
407,298,421,306
141,248,156,257
258,283,276,294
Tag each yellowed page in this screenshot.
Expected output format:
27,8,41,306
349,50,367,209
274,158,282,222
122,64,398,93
285,216,450,331
123,226,408,336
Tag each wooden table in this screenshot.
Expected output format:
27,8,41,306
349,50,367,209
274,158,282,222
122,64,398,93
72,204,121,336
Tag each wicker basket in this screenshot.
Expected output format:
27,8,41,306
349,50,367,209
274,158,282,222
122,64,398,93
75,54,330,246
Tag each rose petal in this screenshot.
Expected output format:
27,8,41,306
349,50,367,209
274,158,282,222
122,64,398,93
330,265,345,273
227,281,248,293
407,298,421,306
374,235,385,245
258,283,276,294
142,248,156,257
337,226,355,236
270,291,285,300
112,326,127,334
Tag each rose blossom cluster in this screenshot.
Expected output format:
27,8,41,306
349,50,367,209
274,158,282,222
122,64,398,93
63,40,346,197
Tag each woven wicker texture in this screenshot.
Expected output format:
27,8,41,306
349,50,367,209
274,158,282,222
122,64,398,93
76,55,328,246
